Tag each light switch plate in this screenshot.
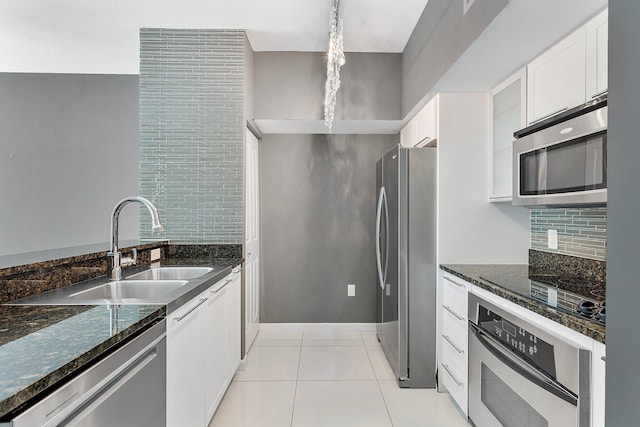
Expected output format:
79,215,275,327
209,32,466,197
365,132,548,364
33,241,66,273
548,229,558,250
348,284,355,296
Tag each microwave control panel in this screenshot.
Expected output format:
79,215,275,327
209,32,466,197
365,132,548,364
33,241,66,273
478,305,556,378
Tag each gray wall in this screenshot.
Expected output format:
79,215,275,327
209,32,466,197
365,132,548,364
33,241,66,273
139,29,246,244
254,52,401,120
260,134,397,323
401,0,508,116
606,1,640,424
0,73,139,256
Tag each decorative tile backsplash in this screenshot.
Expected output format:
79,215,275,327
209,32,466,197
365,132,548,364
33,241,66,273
139,29,246,244
530,208,607,261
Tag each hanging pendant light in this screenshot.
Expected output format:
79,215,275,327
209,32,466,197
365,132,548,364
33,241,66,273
324,0,346,132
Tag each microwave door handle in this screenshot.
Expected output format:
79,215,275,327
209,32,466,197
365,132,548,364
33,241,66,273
469,322,578,406
538,150,547,195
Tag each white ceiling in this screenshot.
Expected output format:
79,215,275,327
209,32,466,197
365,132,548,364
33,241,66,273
0,0,429,53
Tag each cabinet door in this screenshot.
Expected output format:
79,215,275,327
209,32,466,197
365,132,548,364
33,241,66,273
245,129,260,352
400,119,416,148
203,278,230,422
226,269,242,377
437,272,470,415
167,297,206,427
527,27,586,125
490,69,526,201
592,341,606,427
415,98,437,146
586,9,608,99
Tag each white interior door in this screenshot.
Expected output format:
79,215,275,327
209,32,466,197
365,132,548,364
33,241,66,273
244,129,260,352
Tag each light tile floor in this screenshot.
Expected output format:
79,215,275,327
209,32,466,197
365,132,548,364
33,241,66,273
209,329,469,427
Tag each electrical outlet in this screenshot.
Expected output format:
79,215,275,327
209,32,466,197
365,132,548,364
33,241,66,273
348,284,356,296
548,229,558,250
547,287,558,308
151,248,161,262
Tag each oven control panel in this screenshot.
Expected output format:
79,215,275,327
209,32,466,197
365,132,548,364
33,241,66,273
478,305,556,378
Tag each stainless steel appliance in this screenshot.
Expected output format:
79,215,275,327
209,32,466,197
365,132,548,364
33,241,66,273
512,96,607,207
5,319,166,426
375,145,437,388
468,294,591,427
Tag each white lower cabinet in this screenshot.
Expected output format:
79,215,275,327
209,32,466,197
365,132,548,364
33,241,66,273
226,269,242,376
203,277,229,422
592,341,606,427
438,272,470,415
167,294,207,427
167,269,242,427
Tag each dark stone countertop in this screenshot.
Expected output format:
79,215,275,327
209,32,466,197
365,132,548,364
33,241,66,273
440,264,606,344
0,304,165,420
0,255,242,419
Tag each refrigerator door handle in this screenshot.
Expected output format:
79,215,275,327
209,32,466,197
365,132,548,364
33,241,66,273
376,186,387,290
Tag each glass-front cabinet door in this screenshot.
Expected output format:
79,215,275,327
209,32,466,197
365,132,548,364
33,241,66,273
490,68,527,202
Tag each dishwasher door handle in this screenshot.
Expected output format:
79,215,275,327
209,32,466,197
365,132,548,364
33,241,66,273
173,298,208,322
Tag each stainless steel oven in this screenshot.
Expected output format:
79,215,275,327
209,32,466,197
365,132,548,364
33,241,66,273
512,99,607,207
468,294,591,427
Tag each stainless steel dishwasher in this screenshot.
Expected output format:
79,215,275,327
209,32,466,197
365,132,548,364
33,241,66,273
4,319,166,426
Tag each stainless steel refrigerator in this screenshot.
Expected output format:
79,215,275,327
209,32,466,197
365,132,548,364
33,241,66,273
375,145,437,388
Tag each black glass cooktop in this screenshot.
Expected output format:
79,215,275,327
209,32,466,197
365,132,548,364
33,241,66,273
480,275,606,325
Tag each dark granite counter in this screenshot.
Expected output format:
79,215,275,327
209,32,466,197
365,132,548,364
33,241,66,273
0,304,165,419
441,264,606,344
0,243,242,420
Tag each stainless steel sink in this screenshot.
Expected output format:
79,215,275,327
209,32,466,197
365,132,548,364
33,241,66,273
7,265,230,306
126,267,214,281
69,280,188,301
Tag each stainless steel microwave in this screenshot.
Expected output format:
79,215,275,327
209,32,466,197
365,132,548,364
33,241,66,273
512,100,607,207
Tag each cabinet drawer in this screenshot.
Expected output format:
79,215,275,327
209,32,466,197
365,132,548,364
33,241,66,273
442,274,469,316
441,328,467,376
442,303,467,336
440,360,467,414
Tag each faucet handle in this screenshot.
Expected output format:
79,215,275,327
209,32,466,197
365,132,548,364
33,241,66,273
121,248,137,268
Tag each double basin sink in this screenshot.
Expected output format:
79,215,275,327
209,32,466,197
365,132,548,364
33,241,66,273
69,267,213,301
11,267,220,306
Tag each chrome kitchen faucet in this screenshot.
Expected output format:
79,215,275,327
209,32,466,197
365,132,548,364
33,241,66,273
107,196,163,281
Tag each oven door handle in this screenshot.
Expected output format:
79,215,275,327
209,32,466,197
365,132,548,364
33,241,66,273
469,322,578,406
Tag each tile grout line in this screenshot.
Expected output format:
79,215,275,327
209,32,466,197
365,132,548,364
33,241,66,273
289,331,304,427
363,332,396,427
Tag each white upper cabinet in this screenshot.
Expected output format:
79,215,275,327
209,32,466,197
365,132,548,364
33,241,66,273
586,9,609,99
400,118,416,148
490,68,526,202
527,27,586,125
415,98,437,146
401,97,438,147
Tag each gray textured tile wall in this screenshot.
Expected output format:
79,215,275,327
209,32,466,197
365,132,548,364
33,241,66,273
530,208,607,261
139,29,245,244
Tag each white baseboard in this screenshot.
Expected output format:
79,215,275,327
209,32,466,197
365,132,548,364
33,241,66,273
258,323,377,333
